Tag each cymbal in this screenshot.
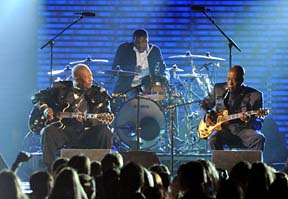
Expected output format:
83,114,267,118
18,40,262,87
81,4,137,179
69,56,109,65
177,73,203,78
166,65,184,72
95,69,139,76
48,65,71,75
168,51,226,61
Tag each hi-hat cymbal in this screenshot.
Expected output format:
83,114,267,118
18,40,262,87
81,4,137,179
48,65,71,75
69,56,109,65
168,51,226,61
95,69,139,76
166,64,184,72
177,73,204,78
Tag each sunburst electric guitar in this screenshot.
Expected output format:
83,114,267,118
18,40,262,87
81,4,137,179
197,108,269,139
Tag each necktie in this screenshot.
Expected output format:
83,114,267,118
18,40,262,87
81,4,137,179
228,92,236,108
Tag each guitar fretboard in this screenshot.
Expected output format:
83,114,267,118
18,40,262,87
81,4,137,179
221,110,259,122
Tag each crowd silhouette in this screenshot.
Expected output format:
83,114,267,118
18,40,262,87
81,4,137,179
0,151,288,199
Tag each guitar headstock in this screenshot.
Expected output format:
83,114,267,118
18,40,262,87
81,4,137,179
256,108,269,118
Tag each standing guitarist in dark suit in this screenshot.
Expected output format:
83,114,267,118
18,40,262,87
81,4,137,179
31,64,114,170
200,65,266,151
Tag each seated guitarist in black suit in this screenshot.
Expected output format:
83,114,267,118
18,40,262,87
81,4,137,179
31,64,114,170
200,65,266,151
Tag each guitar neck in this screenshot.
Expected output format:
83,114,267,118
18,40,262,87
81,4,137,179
222,110,258,122
59,112,102,119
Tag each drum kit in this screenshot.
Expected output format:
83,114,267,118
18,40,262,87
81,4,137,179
46,52,225,154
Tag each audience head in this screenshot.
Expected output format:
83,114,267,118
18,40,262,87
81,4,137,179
245,162,276,199
51,157,69,177
217,178,245,199
143,167,155,188
29,170,54,199
177,160,207,193
90,160,102,177
169,175,183,199
79,173,96,199
101,152,123,173
0,169,28,199
197,159,220,198
102,168,120,199
119,161,145,197
67,154,91,175
229,160,252,191
268,171,288,199
49,167,88,199
149,163,171,190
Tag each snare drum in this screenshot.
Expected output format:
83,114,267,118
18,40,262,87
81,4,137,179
141,75,169,101
114,97,166,149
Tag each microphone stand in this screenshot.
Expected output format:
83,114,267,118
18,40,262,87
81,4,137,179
163,99,202,176
200,10,241,68
40,15,84,87
135,86,142,150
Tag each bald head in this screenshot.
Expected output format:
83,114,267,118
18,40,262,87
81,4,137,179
72,64,93,90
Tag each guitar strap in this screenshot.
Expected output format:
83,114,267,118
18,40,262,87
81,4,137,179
74,93,86,111
66,90,86,112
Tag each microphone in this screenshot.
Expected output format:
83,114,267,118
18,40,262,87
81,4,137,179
191,5,211,12
223,88,230,99
74,12,96,17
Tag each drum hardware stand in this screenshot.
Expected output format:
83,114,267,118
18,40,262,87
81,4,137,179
113,84,144,150
175,96,201,153
162,99,202,176
179,112,201,153
135,86,143,150
177,75,202,101
168,106,175,176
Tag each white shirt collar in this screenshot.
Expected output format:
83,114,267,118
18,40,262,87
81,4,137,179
133,44,150,53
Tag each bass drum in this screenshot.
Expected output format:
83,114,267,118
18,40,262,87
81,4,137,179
114,97,166,150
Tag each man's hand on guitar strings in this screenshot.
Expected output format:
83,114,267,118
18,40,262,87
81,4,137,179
205,110,217,126
240,112,250,123
205,114,215,126
43,107,54,120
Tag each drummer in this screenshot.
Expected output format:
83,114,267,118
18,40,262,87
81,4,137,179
112,28,168,98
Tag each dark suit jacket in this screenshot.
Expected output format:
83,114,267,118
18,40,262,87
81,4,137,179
112,42,166,93
201,82,264,130
31,81,112,127
201,82,263,112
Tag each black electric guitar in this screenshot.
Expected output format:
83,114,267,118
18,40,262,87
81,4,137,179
29,103,114,135
197,108,269,139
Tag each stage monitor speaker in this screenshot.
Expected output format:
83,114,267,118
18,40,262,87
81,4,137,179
0,153,8,171
61,149,112,162
212,150,262,172
120,151,160,168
